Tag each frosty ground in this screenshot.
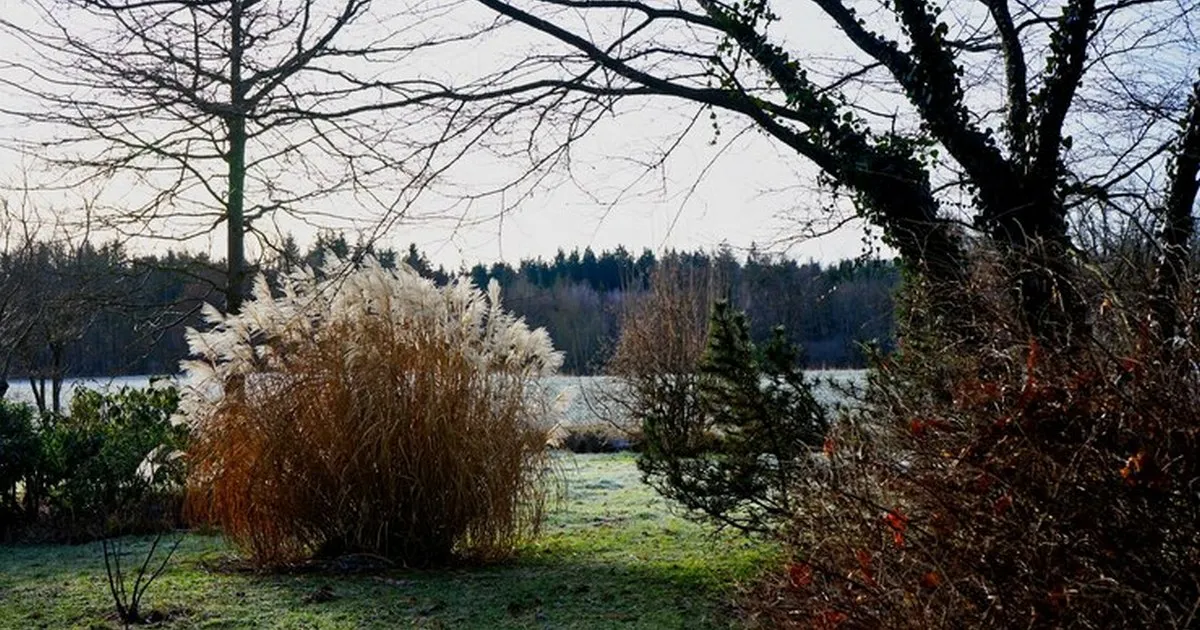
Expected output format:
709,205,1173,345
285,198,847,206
0,453,778,629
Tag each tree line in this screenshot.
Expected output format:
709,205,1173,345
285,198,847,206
467,246,898,372
0,232,899,410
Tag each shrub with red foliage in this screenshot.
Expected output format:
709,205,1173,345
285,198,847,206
744,264,1200,629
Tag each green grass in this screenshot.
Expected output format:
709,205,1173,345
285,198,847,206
0,453,778,629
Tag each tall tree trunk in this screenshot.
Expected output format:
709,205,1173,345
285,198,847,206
984,185,1089,347
225,0,247,315
1013,235,1088,347
841,146,972,336
1152,81,1200,343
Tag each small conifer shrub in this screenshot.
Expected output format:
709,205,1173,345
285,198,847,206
638,300,829,534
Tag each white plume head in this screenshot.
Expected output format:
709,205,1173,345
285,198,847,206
176,256,563,428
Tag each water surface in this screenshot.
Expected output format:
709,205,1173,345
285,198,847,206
5,371,867,423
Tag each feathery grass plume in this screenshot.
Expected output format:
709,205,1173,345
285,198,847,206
180,259,562,566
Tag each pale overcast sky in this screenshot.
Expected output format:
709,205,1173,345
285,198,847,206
0,0,881,271
3,0,1188,271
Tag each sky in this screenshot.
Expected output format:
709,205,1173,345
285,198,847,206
404,112,872,269
0,0,883,272
5,0,1188,272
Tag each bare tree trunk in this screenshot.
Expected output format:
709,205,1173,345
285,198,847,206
29,376,46,416
1153,81,1200,342
50,342,63,414
982,185,1089,347
225,0,248,315
1011,232,1088,348
226,122,247,315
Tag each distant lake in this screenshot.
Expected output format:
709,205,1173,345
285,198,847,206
4,375,174,410
5,370,868,424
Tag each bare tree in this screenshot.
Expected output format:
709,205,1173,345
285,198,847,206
20,239,130,414
1153,82,1200,341
1,180,169,412
422,0,1200,346
0,201,44,398
0,0,496,312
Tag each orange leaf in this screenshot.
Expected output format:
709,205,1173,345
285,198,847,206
1120,450,1169,488
1018,338,1041,408
909,418,926,436
814,610,848,629
855,549,877,587
788,562,812,588
919,570,942,589
1121,450,1147,484
823,436,836,457
1026,338,1041,374
884,509,908,548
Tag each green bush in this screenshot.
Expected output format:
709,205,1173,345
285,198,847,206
36,384,187,538
0,400,41,535
638,300,829,534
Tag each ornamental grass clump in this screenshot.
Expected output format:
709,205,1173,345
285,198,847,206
180,260,561,566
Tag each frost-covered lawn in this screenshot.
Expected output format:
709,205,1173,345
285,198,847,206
0,453,778,629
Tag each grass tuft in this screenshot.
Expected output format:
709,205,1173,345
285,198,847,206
183,262,561,566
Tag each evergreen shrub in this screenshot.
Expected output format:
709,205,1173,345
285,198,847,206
0,400,39,535
41,385,186,537
0,386,184,540
637,300,829,534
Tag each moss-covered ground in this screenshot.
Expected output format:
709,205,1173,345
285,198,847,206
0,453,778,629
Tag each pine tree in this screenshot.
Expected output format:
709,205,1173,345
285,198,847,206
638,300,829,534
